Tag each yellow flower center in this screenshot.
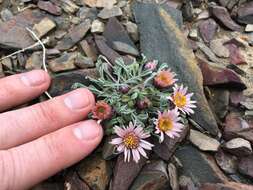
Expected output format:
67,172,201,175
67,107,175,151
173,92,187,108
123,132,139,149
158,118,173,132
158,73,171,84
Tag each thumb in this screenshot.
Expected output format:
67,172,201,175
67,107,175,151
0,120,103,190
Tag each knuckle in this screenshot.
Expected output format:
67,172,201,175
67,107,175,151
35,102,58,125
42,134,64,162
0,151,17,190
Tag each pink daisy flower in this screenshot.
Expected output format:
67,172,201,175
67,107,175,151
145,60,157,70
154,69,178,88
154,109,184,142
169,84,196,115
110,122,154,163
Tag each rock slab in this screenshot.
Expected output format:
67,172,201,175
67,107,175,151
133,2,219,136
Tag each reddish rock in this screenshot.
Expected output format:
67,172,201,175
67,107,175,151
238,155,253,179
215,150,237,174
230,91,245,106
224,113,253,144
225,43,247,65
198,19,218,43
209,5,242,31
0,9,45,49
110,154,147,190
200,182,253,190
197,58,246,90
237,1,253,24
37,0,62,16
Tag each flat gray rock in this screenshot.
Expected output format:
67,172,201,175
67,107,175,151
133,2,219,136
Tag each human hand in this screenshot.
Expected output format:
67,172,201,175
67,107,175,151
0,70,103,190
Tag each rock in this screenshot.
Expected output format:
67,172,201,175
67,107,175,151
133,2,219,136
198,19,218,43
0,63,4,78
223,138,252,156
49,69,97,96
102,135,117,160
179,176,198,190
237,1,253,24
200,182,253,190
83,0,117,9
229,91,244,106
175,145,228,185
197,10,210,20
64,171,90,190
209,5,241,31
238,155,253,179
110,154,147,190
215,150,238,174
225,43,247,65
189,28,198,40
0,9,44,49
98,7,123,19
130,160,170,190
61,0,79,14
37,0,62,16
103,17,139,56
245,24,253,32
33,17,56,38
168,163,179,190
197,42,220,63
94,35,133,64
189,129,220,152
48,52,77,72
79,39,98,61
224,113,253,144
26,52,42,70
74,53,94,69
56,20,91,51
91,19,105,33
210,39,230,58
31,182,63,190
197,58,246,90
153,124,189,161
182,0,194,21
208,88,229,119
0,8,13,22
77,153,112,190
77,6,98,21
125,21,139,42
1,57,12,70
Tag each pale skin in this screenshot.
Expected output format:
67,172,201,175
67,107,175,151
0,70,103,190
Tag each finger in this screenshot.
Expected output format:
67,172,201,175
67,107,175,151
0,70,51,112
0,120,103,190
0,88,95,149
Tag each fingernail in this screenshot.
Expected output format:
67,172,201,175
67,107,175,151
21,70,47,86
64,89,91,110
73,121,101,141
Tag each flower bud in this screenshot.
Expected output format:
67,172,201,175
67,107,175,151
120,85,130,94
136,97,152,110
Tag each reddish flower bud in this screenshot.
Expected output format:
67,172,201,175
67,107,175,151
136,97,152,110
92,101,112,120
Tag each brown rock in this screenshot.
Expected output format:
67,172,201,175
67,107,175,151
224,113,253,144
179,176,198,190
56,20,91,50
168,163,179,190
33,17,56,38
77,153,112,190
209,5,242,31
110,154,147,190
238,155,253,179
79,39,98,62
197,58,246,90
64,171,90,190
37,0,62,16
48,52,77,72
98,7,123,19
198,19,218,43
61,0,79,14
26,52,42,70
